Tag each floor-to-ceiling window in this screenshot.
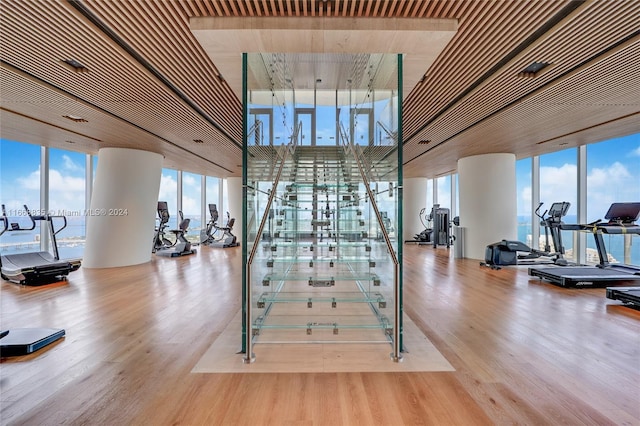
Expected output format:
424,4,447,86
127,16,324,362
424,179,436,215
182,171,202,242
0,140,42,255
48,148,86,259
436,175,451,213
539,147,578,260
205,176,220,227
586,134,640,265
158,168,178,229
516,158,533,247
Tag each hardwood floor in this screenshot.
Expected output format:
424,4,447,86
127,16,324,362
1,244,639,425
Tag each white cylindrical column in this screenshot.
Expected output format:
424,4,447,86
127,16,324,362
84,148,163,268
226,177,243,242
458,153,517,260
403,178,428,242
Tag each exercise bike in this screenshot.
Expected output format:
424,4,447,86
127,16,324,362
153,201,196,257
200,204,239,248
152,201,174,253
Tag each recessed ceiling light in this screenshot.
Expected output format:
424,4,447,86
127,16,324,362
60,58,89,73
518,61,551,78
418,140,431,145
63,114,88,123
193,139,204,144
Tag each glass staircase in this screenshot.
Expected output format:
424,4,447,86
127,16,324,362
242,52,402,362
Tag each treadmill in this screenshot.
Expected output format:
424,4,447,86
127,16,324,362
0,328,66,356
528,202,640,287
606,287,640,309
0,204,81,285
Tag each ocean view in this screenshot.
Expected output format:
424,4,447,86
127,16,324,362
2,214,638,266
0,216,205,260
518,215,640,265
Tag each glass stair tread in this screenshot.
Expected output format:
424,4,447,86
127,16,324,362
266,257,373,263
257,291,385,304
262,272,379,281
269,241,370,247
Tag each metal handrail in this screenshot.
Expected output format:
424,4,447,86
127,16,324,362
248,119,263,145
376,120,398,145
340,127,402,362
244,141,295,364
290,120,302,145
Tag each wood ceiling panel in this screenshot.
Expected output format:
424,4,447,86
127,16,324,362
403,0,640,176
404,38,640,177
1,0,637,181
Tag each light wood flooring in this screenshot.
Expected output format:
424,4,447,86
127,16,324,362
1,244,639,425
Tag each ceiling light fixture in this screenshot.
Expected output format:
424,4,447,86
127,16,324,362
518,61,551,78
63,114,88,123
418,140,431,145
60,58,89,73
193,139,204,144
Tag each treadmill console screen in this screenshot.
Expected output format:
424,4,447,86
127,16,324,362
548,202,570,218
604,202,640,223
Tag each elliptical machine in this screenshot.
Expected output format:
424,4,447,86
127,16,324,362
200,204,239,248
481,202,570,269
407,207,433,244
153,201,196,257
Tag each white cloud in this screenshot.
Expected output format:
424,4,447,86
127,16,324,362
539,164,577,207
519,186,532,215
158,174,177,201
13,167,85,212
181,195,199,216
630,145,640,157
436,177,451,209
49,169,85,192
62,155,82,172
16,167,40,190
587,162,631,190
586,162,638,217
528,162,638,220
183,174,197,187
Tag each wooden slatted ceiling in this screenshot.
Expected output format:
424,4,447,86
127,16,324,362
0,66,236,175
89,0,242,139
404,0,640,168
0,0,240,177
403,38,640,177
1,0,638,179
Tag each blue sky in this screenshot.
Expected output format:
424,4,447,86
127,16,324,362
2,132,639,222
0,140,223,226
516,133,640,220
